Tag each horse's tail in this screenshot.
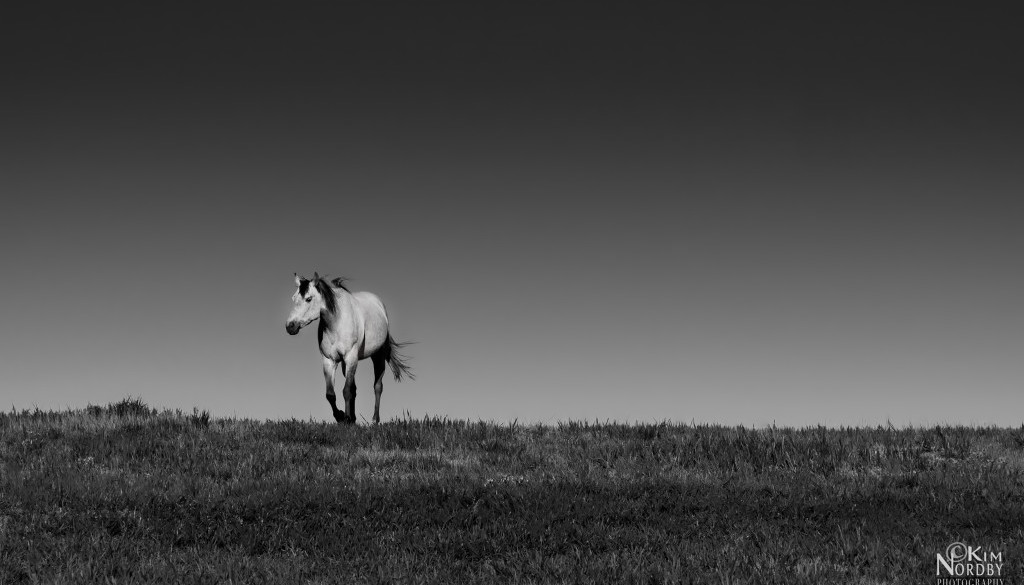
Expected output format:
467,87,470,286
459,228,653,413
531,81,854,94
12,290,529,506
383,333,415,382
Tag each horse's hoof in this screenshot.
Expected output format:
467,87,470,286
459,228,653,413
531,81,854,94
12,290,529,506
333,410,348,423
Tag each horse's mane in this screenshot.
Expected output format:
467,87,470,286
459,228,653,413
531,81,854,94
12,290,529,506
298,273,352,315
313,275,351,315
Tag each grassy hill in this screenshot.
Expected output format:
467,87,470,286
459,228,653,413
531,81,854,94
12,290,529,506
1,398,1022,584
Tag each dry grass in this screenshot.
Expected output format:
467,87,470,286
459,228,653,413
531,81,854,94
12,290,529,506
1,398,1022,583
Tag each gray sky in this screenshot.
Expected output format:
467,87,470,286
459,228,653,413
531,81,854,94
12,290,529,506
2,3,1022,425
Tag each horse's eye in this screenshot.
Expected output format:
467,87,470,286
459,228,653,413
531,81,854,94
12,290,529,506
304,297,313,303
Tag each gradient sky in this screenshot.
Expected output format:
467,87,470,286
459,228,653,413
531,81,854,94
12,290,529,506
2,3,1022,425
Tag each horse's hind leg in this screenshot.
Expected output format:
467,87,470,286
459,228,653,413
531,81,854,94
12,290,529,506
371,352,386,424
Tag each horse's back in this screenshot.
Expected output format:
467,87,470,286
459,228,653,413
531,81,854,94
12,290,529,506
352,291,389,357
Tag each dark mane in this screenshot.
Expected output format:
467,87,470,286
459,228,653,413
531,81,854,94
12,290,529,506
314,277,338,314
298,273,351,315
312,275,351,315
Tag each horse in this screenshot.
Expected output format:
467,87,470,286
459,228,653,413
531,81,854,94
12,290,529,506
286,272,413,423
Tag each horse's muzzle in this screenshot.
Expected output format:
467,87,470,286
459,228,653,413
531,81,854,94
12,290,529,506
285,321,300,335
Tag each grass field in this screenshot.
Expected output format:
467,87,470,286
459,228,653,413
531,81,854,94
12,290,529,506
1,398,1022,584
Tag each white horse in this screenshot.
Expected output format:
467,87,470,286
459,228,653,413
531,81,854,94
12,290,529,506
286,272,413,423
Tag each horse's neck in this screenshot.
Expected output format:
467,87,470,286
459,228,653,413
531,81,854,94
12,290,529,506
322,289,356,329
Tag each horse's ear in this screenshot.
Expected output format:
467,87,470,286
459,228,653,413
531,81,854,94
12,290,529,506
294,273,301,286
313,271,321,282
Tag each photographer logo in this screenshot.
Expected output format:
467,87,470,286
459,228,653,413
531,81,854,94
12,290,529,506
936,542,1005,584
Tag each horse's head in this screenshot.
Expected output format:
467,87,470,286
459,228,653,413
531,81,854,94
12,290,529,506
286,272,326,335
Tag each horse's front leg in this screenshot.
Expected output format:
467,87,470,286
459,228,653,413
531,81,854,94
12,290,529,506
341,350,360,424
323,358,346,423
